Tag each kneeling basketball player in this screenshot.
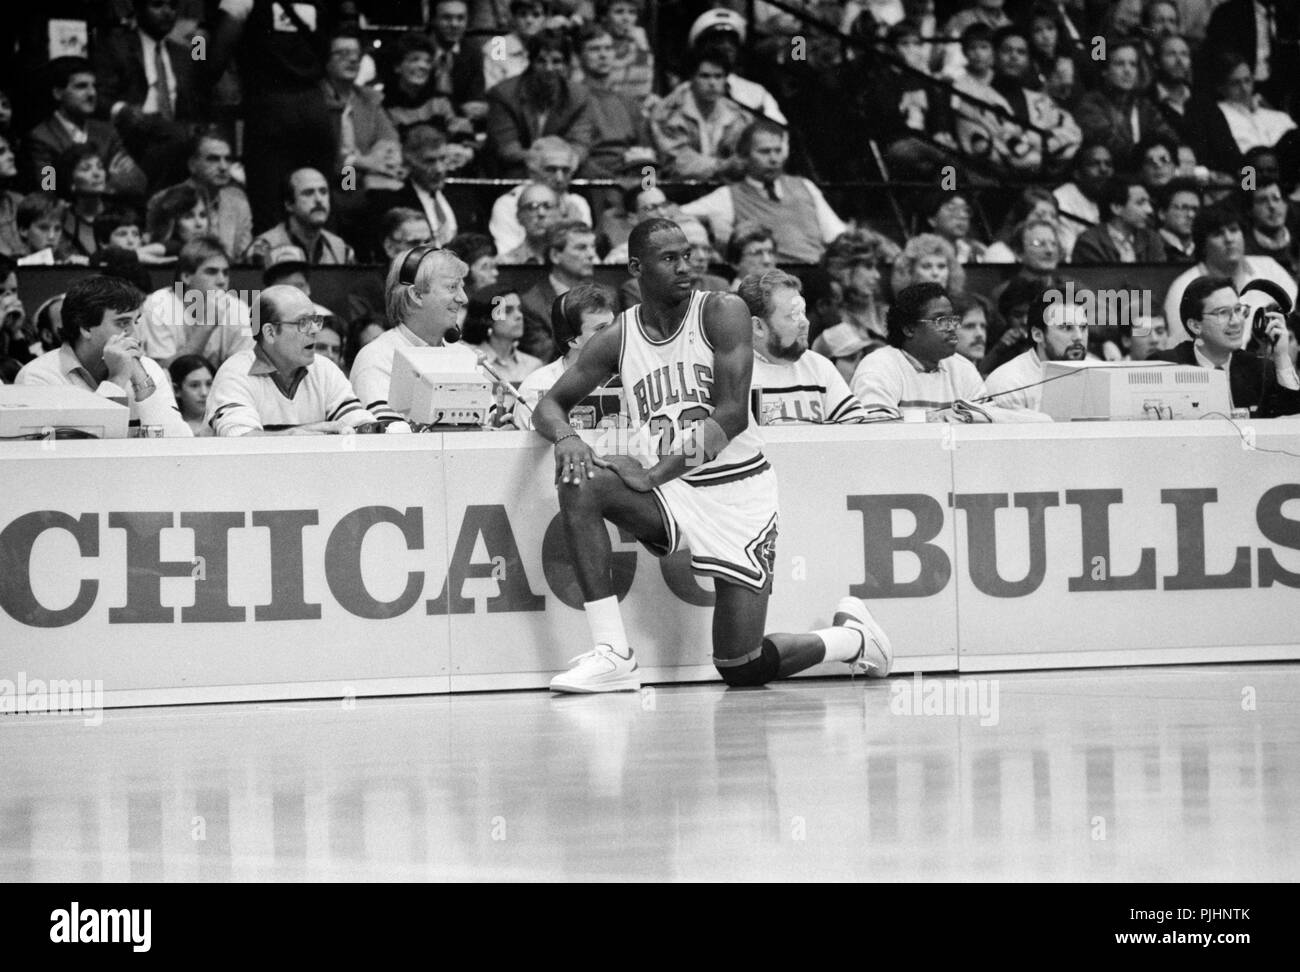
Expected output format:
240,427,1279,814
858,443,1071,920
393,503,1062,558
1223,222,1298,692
534,218,894,692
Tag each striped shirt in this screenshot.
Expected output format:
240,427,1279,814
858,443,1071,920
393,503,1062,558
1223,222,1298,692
851,346,987,413
752,350,869,424
206,344,374,436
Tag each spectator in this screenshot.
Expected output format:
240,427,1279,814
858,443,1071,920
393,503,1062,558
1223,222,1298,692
246,168,356,266
15,274,189,436
30,293,64,358
1242,177,1298,274
0,254,39,365
315,316,346,374
1128,313,1170,360
1198,51,1298,174
1163,206,1297,343
817,321,874,387
447,231,499,294
483,0,546,93
178,130,253,262
617,216,729,310
681,119,847,264
487,137,592,256
1071,177,1167,264
850,281,987,415
1151,33,1195,143
990,24,1082,173
369,126,468,255
984,275,1042,377
1151,274,1300,417
0,134,21,256
598,184,672,262
23,56,147,201
463,285,542,382
984,186,1060,262
1204,0,1299,115
92,0,207,189
14,194,78,267
137,235,253,368
207,0,337,235
520,219,597,361
573,23,657,179
322,26,403,237
350,247,469,423
512,281,617,429
168,353,215,437
383,33,449,135
500,182,561,264
741,268,869,425
924,191,985,263
378,207,435,263
485,29,594,179
1137,135,1180,188
985,288,1089,410
1053,140,1114,258
951,292,992,368
143,182,209,261
347,313,390,368
427,0,489,122
602,0,655,100
206,285,376,436
725,223,777,290
1155,178,1201,261
649,48,749,180
1075,38,1176,165
950,22,1042,175
816,228,895,354
261,244,341,319
891,233,965,299
56,144,108,258
687,7,787,124
939,0,1011,80
1025,2,1081,94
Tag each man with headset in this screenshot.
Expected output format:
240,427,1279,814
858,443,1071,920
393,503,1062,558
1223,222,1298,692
350,245,473,423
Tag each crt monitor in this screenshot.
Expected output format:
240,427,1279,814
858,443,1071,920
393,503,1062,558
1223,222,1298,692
1038,361,1233,421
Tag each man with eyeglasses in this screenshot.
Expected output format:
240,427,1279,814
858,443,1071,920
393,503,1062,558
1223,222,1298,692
500,182,561,264
488,137,592,257
985,290,1089,411
206,285,376,435
1156,179,1200,262
850,282,987,417
1149,275,1300,417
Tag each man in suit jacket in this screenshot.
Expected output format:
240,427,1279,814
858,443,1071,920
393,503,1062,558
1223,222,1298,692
428,0,488,114
518,220,597,362
1205,0,1299,114
367,125,480,262
1150,274,1300,417
92,0,210,188
1071,177,1168,264
485,29,595,179
24,57,148,201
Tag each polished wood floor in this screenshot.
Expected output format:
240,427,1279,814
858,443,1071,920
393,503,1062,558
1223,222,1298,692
1,664,1296,882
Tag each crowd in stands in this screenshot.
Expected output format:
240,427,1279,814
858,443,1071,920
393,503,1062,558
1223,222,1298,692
0,0,1298,428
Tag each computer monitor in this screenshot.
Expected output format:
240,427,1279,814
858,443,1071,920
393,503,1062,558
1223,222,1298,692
388,345,493,425
1038,361,1233,421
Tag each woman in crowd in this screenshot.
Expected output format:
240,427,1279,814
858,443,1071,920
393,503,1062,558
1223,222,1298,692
57,144,110,259
0,134,24,256
143,183,210,262
168,354,216,438
890,233,966,300
986,187,1062,263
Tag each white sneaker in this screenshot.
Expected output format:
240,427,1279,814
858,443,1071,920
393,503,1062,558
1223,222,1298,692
550,644,641,693
832,597,893,678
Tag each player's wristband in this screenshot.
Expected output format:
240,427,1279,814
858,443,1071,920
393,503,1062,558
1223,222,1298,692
553,429,580,446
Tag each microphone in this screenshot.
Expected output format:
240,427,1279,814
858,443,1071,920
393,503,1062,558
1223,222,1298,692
443,325,462,343
472,349,532,417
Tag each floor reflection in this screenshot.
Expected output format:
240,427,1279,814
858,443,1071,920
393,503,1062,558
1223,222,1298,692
0,664,1296,881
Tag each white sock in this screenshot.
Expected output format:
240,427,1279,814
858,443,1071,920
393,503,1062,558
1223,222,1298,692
813,626,862,664
585,596,630,656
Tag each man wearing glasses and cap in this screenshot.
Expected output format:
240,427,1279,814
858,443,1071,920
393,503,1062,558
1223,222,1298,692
850,281,987,417
1149,275,1300,417
205,285,377,435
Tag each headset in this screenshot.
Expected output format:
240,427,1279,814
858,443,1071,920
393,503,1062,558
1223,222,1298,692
398,244,461,342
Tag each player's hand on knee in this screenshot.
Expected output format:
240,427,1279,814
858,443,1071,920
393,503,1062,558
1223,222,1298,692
593,453,654,492
555,437,597,486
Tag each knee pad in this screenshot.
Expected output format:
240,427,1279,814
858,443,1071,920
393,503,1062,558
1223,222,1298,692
715,639,780,687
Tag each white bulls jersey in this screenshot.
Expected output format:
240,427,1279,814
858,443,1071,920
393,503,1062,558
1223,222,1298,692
618,289,768,485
